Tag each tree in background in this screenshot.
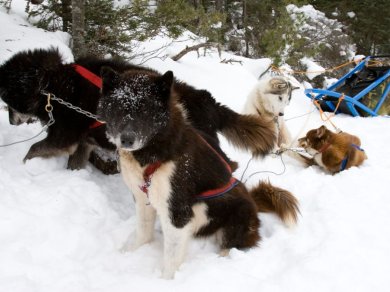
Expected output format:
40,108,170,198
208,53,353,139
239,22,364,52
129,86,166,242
71,0,85,58
2,0,385,72
21,0,225,58
310,0,390,55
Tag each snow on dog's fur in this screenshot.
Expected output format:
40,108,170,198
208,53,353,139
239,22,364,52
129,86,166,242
97,68,300,279
243,76,299,148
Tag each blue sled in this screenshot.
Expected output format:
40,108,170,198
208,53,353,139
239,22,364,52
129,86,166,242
305,56,390,117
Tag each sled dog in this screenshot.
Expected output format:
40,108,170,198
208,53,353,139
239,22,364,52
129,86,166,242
243,76,299,148
97,67,300,279
298,125,367,173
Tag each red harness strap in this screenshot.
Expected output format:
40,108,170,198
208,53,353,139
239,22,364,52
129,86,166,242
196,135,238,199
89,120,104,129
139,161,162,196
73,64,103,89
197,177,238,199
138,136,238,200
72,64,105,129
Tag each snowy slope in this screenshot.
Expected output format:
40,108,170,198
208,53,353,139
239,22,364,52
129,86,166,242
1,3,390,292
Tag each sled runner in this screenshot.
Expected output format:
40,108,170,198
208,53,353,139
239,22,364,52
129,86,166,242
305,56,390,117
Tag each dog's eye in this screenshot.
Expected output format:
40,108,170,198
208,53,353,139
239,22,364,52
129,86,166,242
278,96,283,101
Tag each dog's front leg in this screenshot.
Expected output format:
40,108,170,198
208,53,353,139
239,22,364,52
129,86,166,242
131,197,156,250
23,138,77,163
160,217,191,279
67,141,95,170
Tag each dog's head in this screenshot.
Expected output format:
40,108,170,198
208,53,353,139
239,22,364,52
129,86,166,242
7,106,36,125
298,125,331,152
0,48,62,114
97,67,173,151
256,76,299,117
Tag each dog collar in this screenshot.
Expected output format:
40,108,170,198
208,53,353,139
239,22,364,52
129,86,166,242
139,161,162,204
319,143,331,153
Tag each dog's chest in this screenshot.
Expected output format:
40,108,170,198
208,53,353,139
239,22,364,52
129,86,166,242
306,147,327,169
313,153,327,169
119,150,175,211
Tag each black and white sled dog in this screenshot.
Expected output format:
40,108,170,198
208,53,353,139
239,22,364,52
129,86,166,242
243,76,299,148
0,48,276,170
97,67,300,279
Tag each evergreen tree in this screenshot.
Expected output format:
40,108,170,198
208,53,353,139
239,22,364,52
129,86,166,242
310,0,390,55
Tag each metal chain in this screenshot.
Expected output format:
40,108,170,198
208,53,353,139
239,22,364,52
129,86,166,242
272,147,309,156
41,91,104,122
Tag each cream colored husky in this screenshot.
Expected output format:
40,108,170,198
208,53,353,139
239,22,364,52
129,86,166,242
243,76,299,148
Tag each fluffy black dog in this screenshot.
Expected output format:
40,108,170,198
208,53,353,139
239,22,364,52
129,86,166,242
0,48,275,170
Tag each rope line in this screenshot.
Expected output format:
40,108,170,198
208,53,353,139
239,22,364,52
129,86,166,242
270,58,383,75
312,94,344,132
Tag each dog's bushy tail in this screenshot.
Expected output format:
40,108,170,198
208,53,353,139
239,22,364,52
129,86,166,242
249,180,300,227
217,105,276,157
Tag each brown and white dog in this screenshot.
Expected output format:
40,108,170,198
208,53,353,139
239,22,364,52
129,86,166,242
243,76,299,148
298,125,367,173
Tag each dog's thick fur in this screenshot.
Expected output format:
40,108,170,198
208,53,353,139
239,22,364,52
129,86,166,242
97,68,300,279
0,48,276,170
243,76,298,147
298,125,367,173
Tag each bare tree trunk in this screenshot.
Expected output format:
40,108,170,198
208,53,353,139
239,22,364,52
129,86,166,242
62,0,71,32
242,0,249,57
192,0,201,9
215,0,223,12
72,0,86,58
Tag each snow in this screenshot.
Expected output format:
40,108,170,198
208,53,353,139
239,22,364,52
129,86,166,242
300,57,325,80
1,2,390,292
0,6,72,63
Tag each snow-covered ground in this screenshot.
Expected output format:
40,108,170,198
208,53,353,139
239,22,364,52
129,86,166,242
1,2,390,292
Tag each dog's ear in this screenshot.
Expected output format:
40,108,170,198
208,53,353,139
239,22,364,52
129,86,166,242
100,66,120,94
270,77,288,90
316,125,327,138
157,71,174,99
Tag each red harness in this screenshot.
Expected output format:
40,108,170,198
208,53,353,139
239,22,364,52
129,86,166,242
72,64,105,129
73,64,103,89
139,136,238,201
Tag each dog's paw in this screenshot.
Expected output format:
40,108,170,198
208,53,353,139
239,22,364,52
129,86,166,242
23,152,32,163
119,242,132,253
161,267,176,280
120,236,152,253
280,143,288,149
219,249,231,257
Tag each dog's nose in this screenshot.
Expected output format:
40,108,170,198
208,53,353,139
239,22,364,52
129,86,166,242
120,133,136,148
